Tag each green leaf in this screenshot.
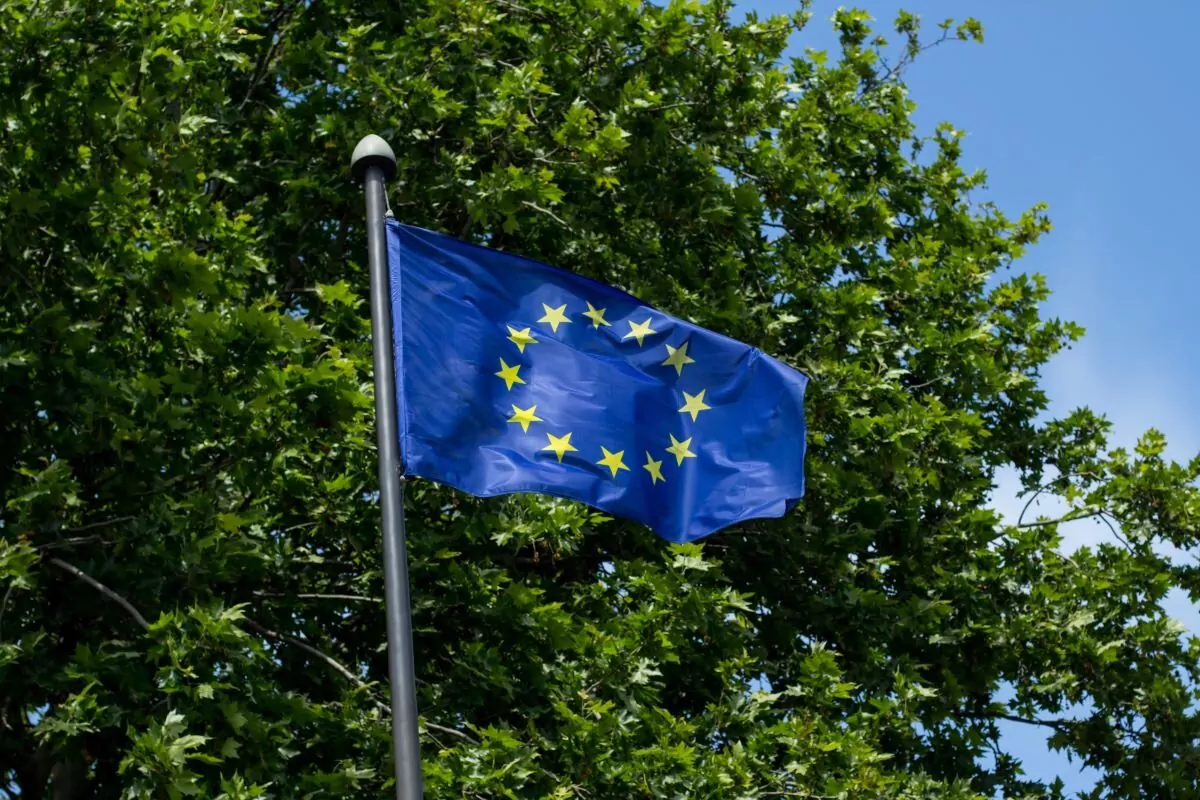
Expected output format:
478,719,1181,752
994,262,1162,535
4,2,1198,798
179,114,216,136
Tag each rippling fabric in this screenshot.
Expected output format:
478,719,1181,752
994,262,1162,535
386,221,808,542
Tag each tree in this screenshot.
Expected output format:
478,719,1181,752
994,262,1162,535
2,0,1198,797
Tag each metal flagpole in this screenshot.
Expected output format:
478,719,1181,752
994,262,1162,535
351,134,424,799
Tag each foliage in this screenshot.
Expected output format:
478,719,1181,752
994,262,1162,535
2,0,1199,797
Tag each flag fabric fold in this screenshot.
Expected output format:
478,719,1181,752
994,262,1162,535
386,220,808,542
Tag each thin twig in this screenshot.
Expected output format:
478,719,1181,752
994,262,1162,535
130,458,235,497
244,618,369,691
1016,481,1058,527
645,101,695,112
531,156,578,166
427,721,480,744
0,582,14,641
1018,505,1134,556
1016,510,1104,530
490,0,547,19
238,0,306,111
62,515,136,534
875,28,955,87
1015,470,1111,528
994,712,1068,730
37,535,108,551
243,619,479,744
47,557,150,631
252,591,382,603
521,200,572,230
906,377,942,392
1096,511,1130,548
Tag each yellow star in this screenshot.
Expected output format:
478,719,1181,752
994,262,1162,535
678,389,712,422
583,302,611,328
507,325,538,353
661,341,696,376
623,317,657,346
643,452,665,484
542,431,578,463
665,433,697,466
538,303,572,333
507,404,542,433
596,446,630,478
495,358,525,391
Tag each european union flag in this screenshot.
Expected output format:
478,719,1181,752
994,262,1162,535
386,221,808,543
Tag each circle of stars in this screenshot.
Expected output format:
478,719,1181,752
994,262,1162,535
492,299,713,487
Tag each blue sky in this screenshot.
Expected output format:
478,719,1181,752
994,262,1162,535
744,0,1200,793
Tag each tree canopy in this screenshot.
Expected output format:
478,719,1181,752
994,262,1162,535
3,0,1199,797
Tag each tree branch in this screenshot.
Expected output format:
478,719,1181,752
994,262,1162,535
130,457,235,497
427,721,479,745
0,582,14,641
906,376,942,392
489,0,549,20
521,200,572,230
1095,510,1135,553
61,515,136,534
645,101,695,112
252,591,381,603
33,516,137,551
47,557,150,631
874,28,955,88
242,619,479,744
1016,480,1061,527
994,712,1068,730
1016,507,1136,556
37,535,109,551
238,0,306,111
277,522,321,534
1016,510,1105,529
243,618,369,692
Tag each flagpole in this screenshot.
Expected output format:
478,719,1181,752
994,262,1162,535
351,134,424,799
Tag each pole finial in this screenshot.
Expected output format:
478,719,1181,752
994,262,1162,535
351,134,398,182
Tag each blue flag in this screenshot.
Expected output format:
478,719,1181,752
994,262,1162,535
386,221,808,543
